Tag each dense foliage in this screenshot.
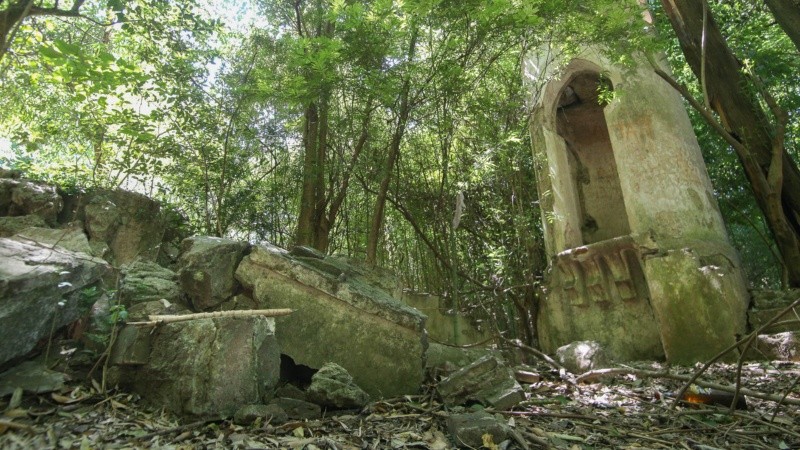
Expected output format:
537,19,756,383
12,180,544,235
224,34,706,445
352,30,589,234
2,0,799,341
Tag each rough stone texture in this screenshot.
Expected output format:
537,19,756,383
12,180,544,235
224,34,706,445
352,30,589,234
0,238,110,366
126,300,191,322
537,236,664,361
11,226,94,256
0,215,46,237
447,411,511,448
556,341,609,374
306,363,370,409
119,260,182,307
109,316,280,417
233,404,288,425
236,244,427,398
749,289,800,333
752,332,800,361
525,48,750,364
274,383,308,401
437,355,525,410
218,294,258,311
0,360,67,396
66,189,165,267
0,179,62,226
269,397,321,420
644,248,749,364
401,292,491,346
177,236,249,311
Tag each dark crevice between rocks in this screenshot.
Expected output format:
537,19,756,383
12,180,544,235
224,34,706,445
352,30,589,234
279,354,317,390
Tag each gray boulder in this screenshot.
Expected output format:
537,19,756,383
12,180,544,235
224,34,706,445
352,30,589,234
109,316,280,417
0,238,110,366
177,236,249,310
119,260,182,307
556,340,610,374
437,355,526,410
0,179,62,226
753,332,799,361
306,363,370,409
64,189,165,267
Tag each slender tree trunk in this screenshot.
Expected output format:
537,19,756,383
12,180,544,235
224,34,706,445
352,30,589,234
764,0,800,53
294,9,334,250
365,26,418,266
296,101,321,247
660,0,800,286
316,99,373,252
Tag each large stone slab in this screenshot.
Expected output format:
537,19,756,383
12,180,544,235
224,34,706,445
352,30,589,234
110,316,279,417
236,244,427,398
0,238,110,366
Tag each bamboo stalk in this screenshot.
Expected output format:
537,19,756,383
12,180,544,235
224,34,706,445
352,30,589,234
126,309,294,326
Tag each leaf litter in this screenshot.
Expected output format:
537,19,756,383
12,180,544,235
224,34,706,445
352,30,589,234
0,360,798,449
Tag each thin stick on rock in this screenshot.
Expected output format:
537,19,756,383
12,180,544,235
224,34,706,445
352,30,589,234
126,309,294,326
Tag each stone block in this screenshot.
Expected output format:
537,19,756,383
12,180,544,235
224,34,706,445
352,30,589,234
556,340,609,374
306,362,370,409
119,260,182,307
177,236,249,310
236,244,427,398
644,248,749,364
752,332,800,361
437,355,525,410
110,316,280,417
76,189,165,266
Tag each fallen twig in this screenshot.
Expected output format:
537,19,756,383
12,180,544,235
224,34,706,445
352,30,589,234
129,418,218,442
575,367,800,406
502,337,568,373
126,309,294,326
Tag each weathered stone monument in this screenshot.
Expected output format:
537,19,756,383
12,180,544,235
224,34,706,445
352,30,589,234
525,47,750,363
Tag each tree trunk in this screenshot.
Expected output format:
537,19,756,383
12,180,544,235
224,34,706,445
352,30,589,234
660,0,800,286
365,25,418,266
764,0,800,53
1,0,33,61
316,99,373,252
294,10,334,251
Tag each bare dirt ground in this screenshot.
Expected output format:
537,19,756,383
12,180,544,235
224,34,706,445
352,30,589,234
1,358,798,449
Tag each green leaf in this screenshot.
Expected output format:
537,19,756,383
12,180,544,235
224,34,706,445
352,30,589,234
53,39,82,56
39,45,62,59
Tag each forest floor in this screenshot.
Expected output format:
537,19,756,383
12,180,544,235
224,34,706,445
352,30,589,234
0,358,798,449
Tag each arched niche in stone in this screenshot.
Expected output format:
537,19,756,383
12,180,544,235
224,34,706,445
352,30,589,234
553,69,630,245
526,49,750,364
